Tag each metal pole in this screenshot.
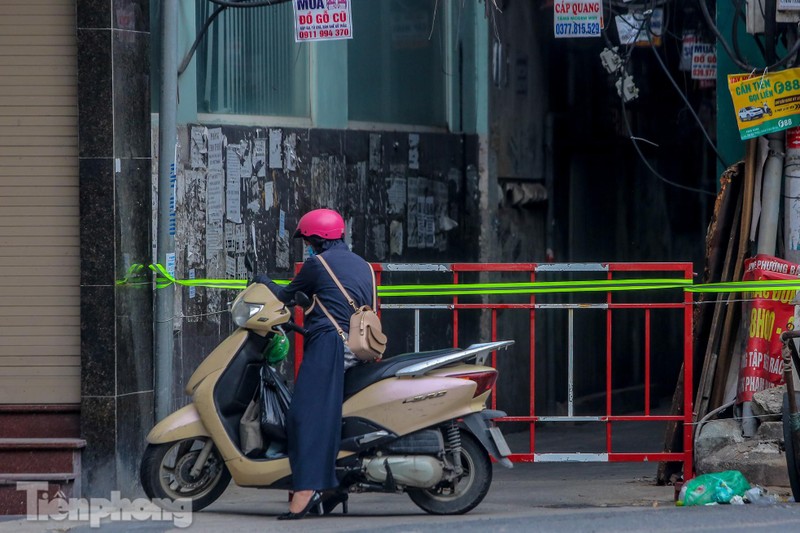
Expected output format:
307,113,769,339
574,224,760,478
743,131,785,436
785,128,800,264
756,132,785,254
155,0,178,421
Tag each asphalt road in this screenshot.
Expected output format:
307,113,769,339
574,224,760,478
2,460,800,532
3,421,800,532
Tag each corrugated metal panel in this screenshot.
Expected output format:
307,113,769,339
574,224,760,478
0,0,80,404
197,2,309,116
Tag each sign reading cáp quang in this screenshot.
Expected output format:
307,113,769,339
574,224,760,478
728,67,800,140
553,0,603,38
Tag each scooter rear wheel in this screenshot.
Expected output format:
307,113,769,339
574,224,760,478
407,430,492,515
140,438,231,512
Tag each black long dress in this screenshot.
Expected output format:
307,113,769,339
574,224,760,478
263,241,374,491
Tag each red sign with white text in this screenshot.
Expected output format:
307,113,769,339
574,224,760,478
737,255,799,402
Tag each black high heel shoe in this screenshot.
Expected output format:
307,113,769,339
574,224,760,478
321,492,349,515
277,491,322,520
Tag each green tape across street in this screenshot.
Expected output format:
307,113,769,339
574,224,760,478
116,263,800,297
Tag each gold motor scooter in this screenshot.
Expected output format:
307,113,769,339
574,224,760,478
140,282,513,515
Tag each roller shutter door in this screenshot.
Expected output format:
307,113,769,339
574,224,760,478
0,0,80,403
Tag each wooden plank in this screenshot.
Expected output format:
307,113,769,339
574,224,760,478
0,86,77,98
0,146,76,157
0,326,78,337
0,376,80,404
0,47,76,57
0,206,79,217
0,5,74,16
0,227,78,237
0,168,78,178
0,287,79,298
0,265,80,276
0,156,77,166
0,296,79,306
0,177,80,187
0,237,79,247
0,66,75,77
0,74,77,84
0,0,81,406
0,132,78,147
0,187,78,197
0,314,80,327
0,356,81,367
0,96,77,108
0,25,75,37
0,116,76,127
0,216,81,227
0,259,79,269
0,16,75,26
0,346,80,357
0,250,80,261
0,196,77,206
711,139,758,409
0,247,79,257
0,36,75,47
0,130,77,139
0,335,81,351
0,366,79,376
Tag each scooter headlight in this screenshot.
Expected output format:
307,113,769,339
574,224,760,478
231,295,264,327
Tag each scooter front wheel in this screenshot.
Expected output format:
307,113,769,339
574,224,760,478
407,430,492,515
140,438,231,512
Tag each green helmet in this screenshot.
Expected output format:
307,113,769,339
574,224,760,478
264,333,290,364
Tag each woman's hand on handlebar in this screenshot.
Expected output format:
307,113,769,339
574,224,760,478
250,273,271,286
282,321,308,336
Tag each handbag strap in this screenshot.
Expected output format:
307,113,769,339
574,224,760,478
314,296,347,342
316,254,377,309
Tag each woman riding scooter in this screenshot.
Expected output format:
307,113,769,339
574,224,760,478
252,208,376,520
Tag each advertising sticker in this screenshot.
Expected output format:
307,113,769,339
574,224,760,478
553,0,603,38
737,254,800,403
614,8,662,46
293,0,353,43
680,32,697,71
691,43,716,80
727,67,800,140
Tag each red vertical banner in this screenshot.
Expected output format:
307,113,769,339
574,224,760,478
738,254,800,402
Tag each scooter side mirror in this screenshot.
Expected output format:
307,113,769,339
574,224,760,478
293,291,311,309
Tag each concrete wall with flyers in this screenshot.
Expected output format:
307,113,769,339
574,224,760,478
162,124,480,390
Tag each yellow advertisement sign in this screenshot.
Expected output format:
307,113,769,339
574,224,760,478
727,68,800,140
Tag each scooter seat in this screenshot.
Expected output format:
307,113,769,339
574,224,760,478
343,348,462,400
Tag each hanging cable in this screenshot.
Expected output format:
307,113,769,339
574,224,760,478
179,0,293,77
616,15,717,197
178,4,227,76
620,96,718,196
697,0,800,71
731,0,767,63
645,20,730,169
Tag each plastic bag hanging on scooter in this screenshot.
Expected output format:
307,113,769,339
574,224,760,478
260,364,292,440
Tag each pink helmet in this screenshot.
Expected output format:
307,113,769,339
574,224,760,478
293,208,345,240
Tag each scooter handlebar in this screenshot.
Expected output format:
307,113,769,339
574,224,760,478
282,321,308,336
781,330,800,342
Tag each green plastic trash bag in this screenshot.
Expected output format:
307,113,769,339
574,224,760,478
263,333,290,364
678,470,751,506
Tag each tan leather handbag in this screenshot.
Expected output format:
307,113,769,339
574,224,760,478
314,255,387,361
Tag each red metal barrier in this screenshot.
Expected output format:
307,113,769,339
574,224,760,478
294,261,694,478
